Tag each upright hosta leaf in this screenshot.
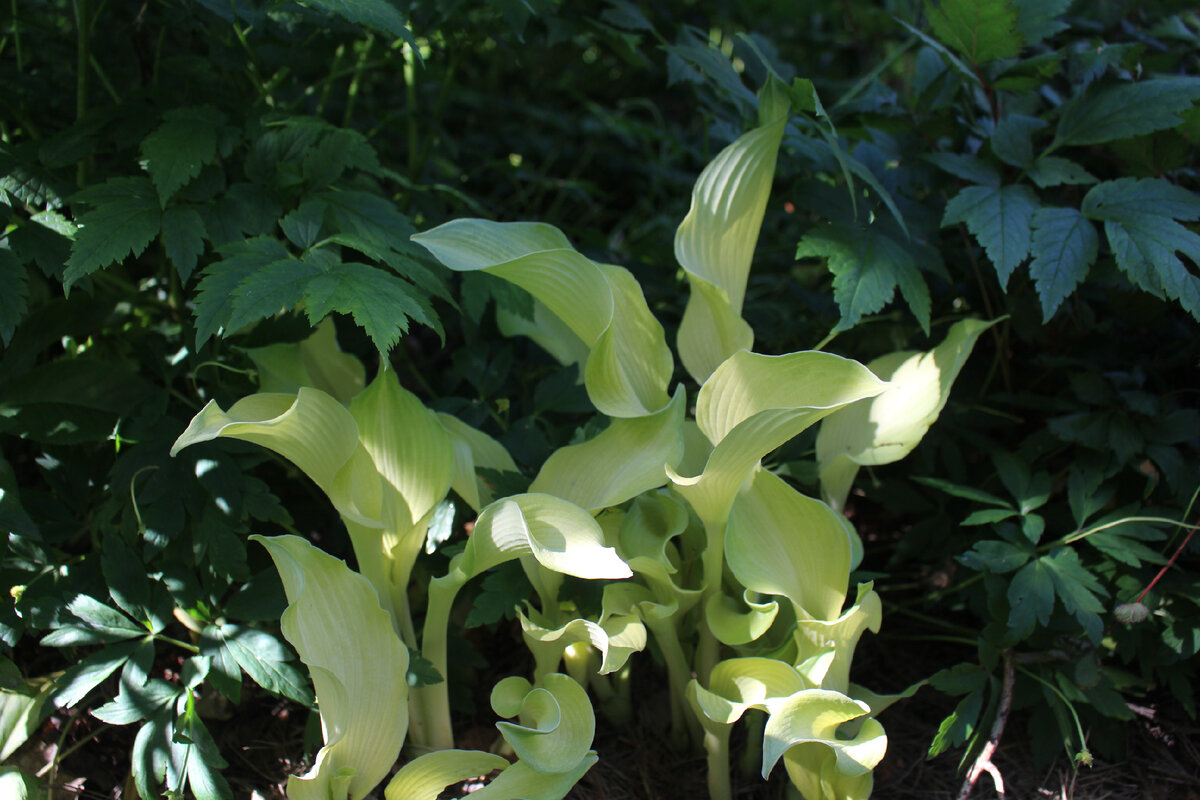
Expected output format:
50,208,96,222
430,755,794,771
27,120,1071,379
413,219,672,416
726,470,851,622
924,0,1023,64
675,82,789,383
670,351,886,528
1029,207,1099,320
252,534,409,800
530,386,685,511
1053,77,1200,149
942,184,1039,288
816,318,999,510
244,318,366,403
435,412,520,511
140,107,227,203
793,584,882,694
1082,178,1200,321
795,221,931,335
64,177,161,290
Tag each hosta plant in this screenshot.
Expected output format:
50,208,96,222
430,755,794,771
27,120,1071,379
171,74,994,800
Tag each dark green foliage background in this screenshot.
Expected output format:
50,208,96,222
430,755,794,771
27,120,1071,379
1,0,1198,796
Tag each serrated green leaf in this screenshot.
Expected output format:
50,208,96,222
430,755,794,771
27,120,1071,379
90,675,178,725
1007,558,1055,637
957,539,1030,573
1012,0,1070,45
228,257,323,334
140,107,225,203
194,238,294,346
1043,548,1107,641
924,153,1001,186
913,476,1011,506
961,508,1017,525
942,183,1039,288
160,205,207,282
466,562,532,627
795,221,931,334
64,177,162,289
304,262,436,355
1029,207,1098,321
991,114,1047,168
49,640,141,709
280,199,328,249
220,624,315,705
298,0,417,46
0,250,29,346
41,595,145,647
925,0,1023,64
1053,77,1200,149
1026,156,1097,188
928,683,985,758
1082,178,1200,320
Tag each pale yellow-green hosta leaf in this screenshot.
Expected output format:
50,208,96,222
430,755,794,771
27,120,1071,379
350,368,454,527
468,753,599,800
491,673,595,777
530,386,685,511
618,491,701,613
497,298,591,371
384,750,509,800
689,657,811,726
455,494,632,582
816,318,999,511
436,412,521,512
412,219,673,417
252,535,408,800
675,88,790,384
668,351,887,528
0,767,43,800
725,470,851,622
519,585,647,677
704,590,779,646
1,679,53,761
793,584,882,694
245,318,365,403
784,744,875,800
761,691,885,780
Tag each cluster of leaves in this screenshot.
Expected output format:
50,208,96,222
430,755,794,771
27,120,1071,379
1,0,1198,796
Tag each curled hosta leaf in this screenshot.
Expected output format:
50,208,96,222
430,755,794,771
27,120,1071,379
384,750,509,800
726,470,851,622
690,657,810,727
675,81,790,383
816,318,999,511
252,534,408,800
244,318,365,403
793,584,882,694
762,691,885,780
519,586,647,678
456,493,632,581
705,590,779,646
413,220,673,417
491,673,595,776
784,744,875,800
530,386,685,511
468,753,599,800
669,351,887,529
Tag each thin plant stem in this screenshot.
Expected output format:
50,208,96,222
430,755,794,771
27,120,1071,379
343,34,374,129
695,519,726,684
415,571,465,752
956,652,1013,800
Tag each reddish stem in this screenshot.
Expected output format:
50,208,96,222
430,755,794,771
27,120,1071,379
1136,525,1196,604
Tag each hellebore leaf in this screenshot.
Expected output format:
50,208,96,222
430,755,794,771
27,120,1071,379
412,220,672,417
385,750,509,800
726,469,852,622
816,318,999,511
491,673,596,777
251,534,408,800
456,494,632,581
530,385,685,511
669,351,886,529
675,83,790,383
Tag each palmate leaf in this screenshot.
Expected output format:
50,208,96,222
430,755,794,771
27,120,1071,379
193,237,296,346
924,0,1023,64
63,177,161,290
1029,207,1099,320
1082,177,1200,321
1008,548,1107,642
304,262,439,355
1053,77,1200,150
942,183,1039,288
140,107,226,203
795,221,931,335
